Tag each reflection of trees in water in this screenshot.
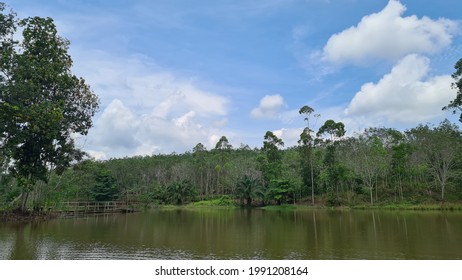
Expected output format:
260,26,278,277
1,210,461,259
9,223,37,259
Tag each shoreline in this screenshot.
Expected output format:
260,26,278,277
0,210,59,222
149,200,462,211
2,201,462,222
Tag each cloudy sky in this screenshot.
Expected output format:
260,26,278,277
7,0,462,159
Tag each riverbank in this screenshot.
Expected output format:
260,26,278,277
188,196,462,211
350,203,462,211
148,197,462,211
262,202,462,211
2,200,462,222
0,210,59,222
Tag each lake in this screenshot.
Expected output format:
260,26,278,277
1,208,461,259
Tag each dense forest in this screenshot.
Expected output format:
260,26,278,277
1,118,461,210
1,2,462,212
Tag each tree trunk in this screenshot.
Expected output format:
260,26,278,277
19,191,29,213
441,183,445,202
310,156,315,206
370,186,373,205
246,197,252,207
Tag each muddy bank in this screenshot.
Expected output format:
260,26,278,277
0,210,58,222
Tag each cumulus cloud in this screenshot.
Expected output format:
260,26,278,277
345,54,455,124
127,73,228,118
251,94,286,119
322,0,459,65
72,51,231,158
273,127,304,147
92,99,140,150
87,100,228,158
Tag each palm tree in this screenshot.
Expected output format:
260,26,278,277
235,175,263,206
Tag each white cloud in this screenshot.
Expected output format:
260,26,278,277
322,0,459,65
71,51,231,158
86,100,229,158
345,54,456,124
92,99,140,151
213,118,229,128
251,94,286,119
127,73,228,119
273,127,303,147
86,150,107,161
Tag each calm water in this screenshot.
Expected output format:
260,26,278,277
1,208,461,259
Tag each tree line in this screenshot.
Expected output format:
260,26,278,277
1,117,461,209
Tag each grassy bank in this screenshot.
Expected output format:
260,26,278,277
2,199,462,222
259,202,462,211
149,199,462,211
351,203,462,211
191,195,236,207
183,196,462,211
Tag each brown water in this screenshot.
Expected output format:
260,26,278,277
1,208,461,259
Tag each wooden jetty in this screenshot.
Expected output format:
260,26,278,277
56,201,138,217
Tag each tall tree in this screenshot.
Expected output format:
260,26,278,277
345,133,387,205
298,106,319,205
407,120,461,201
260,131,284,184
316,120,346,203
317,120,345,142
443,58,462,122
0,11,99,212
214,136,232,194
192,143,208,196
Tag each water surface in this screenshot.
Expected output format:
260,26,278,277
1,208,461,259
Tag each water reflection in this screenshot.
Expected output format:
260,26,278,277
1,209,461,259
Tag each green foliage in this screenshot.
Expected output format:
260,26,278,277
166,181,197,205
193,195,235,207
235,175,263,206
3,121,461,209
91,170,118,201
0,6,99,211
143,181,197,205
267,179,295,205
317,119,346,141
407,120,461,201
214,136,232,150
41,160,120,203
263,131,284,160
260,131,284,184
0,176,20,208
326,193,341,207
443,58,462,122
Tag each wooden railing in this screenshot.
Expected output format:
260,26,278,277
55,201,137,216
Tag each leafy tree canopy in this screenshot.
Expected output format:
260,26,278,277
317,119,346,141
443,58,462,122
0,4,99,211
214,136,232,151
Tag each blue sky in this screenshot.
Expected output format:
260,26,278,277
6,0,462,159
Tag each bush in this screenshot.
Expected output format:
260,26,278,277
193,195,235,207
326,193,341,207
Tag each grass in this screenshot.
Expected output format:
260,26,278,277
257,199,462,211
154,200,462,211
260,204,300,210
190,196,237,208
350,203,462,211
